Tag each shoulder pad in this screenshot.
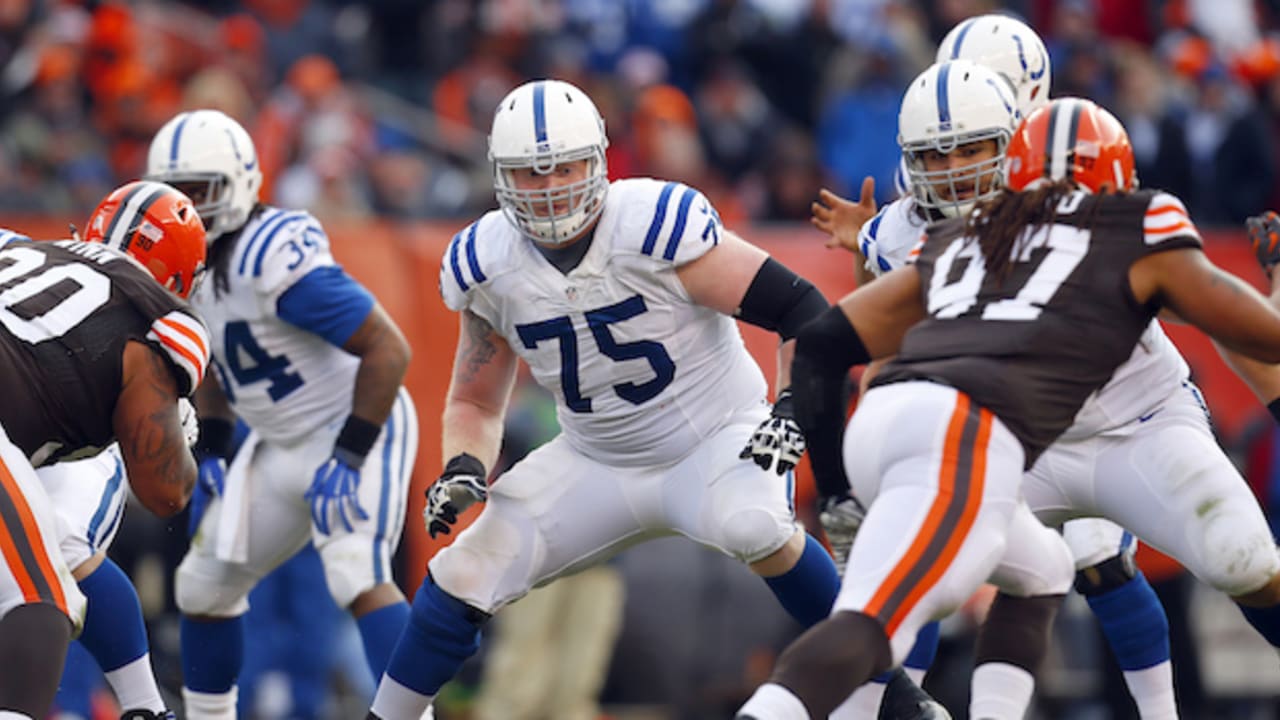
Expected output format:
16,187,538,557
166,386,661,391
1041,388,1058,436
145,309,210,396
233,207,323,279
439,211,511,311
237,208,339,298
1143,191,1202,246
0,228,31,247
614,179,723,265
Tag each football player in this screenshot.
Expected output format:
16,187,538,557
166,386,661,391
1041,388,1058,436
364,78,945,720
814,16,1180,719
0,182,208,719
738,97,1280,720
143,109,419,720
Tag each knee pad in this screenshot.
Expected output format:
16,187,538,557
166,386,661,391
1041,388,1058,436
722,508,789,563
1074,552,1137,597
174,560,250,617
1198,515,1280,596
318,535,378,609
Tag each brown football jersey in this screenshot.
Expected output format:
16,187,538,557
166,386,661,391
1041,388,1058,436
0,240,209,466
872,189,1202,466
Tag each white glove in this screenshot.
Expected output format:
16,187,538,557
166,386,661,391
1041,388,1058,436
177,398,198,447
424,453,488,538
820,494,866,576
739,390,806,475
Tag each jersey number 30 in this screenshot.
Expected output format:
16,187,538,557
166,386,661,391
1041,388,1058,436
0,246,110,343
516,294,675,413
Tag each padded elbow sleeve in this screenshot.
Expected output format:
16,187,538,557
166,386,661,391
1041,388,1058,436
791,307,871,499
738,258,829,340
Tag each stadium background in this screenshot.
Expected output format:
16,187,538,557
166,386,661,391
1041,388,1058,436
4,0,1280,718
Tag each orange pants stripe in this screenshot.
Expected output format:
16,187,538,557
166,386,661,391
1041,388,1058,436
863,392,992,636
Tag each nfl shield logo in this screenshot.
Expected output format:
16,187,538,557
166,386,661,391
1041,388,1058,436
565,286,579,302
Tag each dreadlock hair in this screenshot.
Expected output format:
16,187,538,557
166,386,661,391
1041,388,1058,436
965,178,1089,283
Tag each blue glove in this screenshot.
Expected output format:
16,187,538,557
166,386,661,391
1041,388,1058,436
187,456,226,538
306,415,381,536
306,454,369,536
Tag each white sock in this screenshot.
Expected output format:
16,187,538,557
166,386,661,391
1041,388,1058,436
1123,662,1179,719
737,683,810,719
904,666,927,686
370,675,434,720
182,686,238,720
970,662,1034,720
105,653,166,712
829,680,884,719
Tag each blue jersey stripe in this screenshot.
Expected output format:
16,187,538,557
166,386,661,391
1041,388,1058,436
253,215,309,277
936,63,952,127
447,229,469,292
86,459,124,548
662,186,698,261
949,18,976,59
0,229,30,246
533,81,548,144
877,255,893,273
464,223,486,283
96,493,127,554
236,209,293,276
641,182,677,256
373,395,397,583
868,211,884,240
168,112,192,168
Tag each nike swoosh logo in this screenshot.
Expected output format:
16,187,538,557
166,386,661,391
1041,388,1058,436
1137,408,1162,423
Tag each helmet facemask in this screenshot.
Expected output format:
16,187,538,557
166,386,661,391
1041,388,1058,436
151,171,234,237
494,145,608,245
904,129,1010,218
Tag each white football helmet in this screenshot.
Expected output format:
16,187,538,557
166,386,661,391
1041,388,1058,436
898,60,1020,217
489,79,609,245
145,109,263,242
937,14,1051,117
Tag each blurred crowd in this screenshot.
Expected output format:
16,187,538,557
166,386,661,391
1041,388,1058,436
3,0,1280,228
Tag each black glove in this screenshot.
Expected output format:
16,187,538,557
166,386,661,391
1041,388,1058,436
425,453,488,538
1247,211,1280,276
739,390,806,475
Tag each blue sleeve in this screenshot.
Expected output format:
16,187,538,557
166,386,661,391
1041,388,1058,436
276,265,376,347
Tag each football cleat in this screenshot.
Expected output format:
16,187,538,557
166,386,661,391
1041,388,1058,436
878,669,952,720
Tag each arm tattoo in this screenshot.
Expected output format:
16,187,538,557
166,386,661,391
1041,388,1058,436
461,311,498,383
123,349,192,496
1209,267,1248,296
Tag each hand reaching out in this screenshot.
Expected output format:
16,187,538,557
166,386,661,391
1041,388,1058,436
811,176,878,253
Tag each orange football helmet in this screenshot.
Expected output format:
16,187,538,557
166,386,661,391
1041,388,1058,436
84,180,207,299
1005,98,1137,194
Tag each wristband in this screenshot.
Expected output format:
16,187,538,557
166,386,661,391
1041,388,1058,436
334,414,382,467
773,388,795,418
196,417,235,459
443,452,486,479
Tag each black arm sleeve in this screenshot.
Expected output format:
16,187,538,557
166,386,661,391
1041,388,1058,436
791,305,872,500
737,257,829,340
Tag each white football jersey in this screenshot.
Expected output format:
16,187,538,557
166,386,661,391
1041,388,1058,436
858,196,929,278
864,195,1189,436
191,207,359,445
440,178,769,467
